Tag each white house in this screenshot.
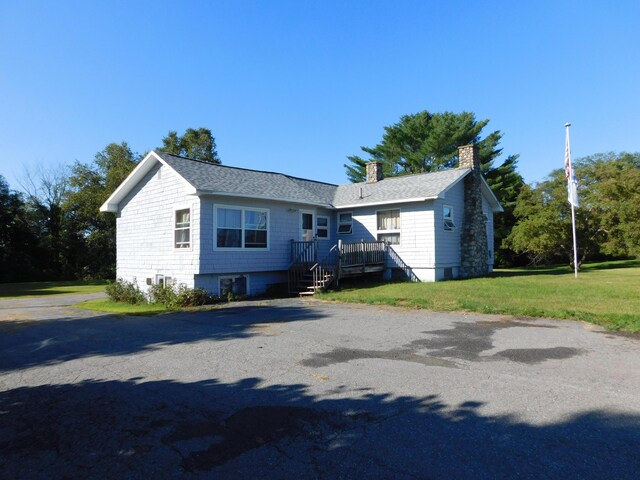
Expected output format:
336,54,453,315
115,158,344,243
100,144,502,297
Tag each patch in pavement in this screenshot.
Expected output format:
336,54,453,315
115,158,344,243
494,347,582,364
300,347,458,369
163,406,371,472
302,320,584,367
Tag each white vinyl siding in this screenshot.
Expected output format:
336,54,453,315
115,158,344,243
115,163,199,292
347,202,435,276
434,180,464,272
200,197,313,275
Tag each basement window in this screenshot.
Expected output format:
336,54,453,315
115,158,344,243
155,274,173,286
443,205,455,231
220,275,249,297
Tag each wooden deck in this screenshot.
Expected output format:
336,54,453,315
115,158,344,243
288,240,388,294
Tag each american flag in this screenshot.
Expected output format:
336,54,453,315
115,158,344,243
565,125,579,207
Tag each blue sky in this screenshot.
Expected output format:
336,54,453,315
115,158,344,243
1,0,639,190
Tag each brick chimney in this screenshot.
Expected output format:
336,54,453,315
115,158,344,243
458,144,489,278
366,161,383,183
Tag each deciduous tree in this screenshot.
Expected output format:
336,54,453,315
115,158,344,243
66,142,140,278
159,127,220,163
0,175,39,281
505,152,640,266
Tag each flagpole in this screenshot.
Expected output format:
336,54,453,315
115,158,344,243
565,123,579,278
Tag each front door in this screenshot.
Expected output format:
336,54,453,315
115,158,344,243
301,210,314,241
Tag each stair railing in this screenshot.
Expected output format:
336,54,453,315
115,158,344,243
386,245,420,282
309,244,340,292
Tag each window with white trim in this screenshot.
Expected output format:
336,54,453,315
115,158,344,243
376,209,400,245
338,212,352,234
443,205,455,231
155,274,172,286
216,206,269,249
316,216,329,239
220,275,249,296
174,209,191,248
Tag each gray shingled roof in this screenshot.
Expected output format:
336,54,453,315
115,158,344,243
333,168,470,207
157,152,337,206
156,151,488,209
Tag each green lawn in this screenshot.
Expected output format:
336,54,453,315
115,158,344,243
73,298,171,315
73,298,221,315
319,260,640,332
0,280,108,298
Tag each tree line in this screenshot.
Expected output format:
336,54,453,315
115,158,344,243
0,128,218,282
1,114,638,283
345,110,639,268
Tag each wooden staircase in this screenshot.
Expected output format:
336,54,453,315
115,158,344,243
296,270,335,296
287,239,418,296
288,241,339,296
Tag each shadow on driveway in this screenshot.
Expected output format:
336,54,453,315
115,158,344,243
1,376,638,479
0,302,326,372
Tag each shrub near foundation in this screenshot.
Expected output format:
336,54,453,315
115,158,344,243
105,279,146,304
148,283,217,308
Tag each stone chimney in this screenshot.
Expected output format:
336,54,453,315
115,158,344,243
458,144,489,278
458,144,480,170
366,161,383,183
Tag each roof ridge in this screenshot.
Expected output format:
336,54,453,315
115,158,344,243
346,167,470,186
155,150,338,187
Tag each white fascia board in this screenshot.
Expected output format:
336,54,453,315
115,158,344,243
432,169,503,213
99,151,196,212
334,196,438,209
195,190,333,209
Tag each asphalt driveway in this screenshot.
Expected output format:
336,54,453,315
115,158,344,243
1,295,639,479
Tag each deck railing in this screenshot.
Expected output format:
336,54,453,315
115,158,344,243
289,239,418,294
290,240,317,265
339,240,386,268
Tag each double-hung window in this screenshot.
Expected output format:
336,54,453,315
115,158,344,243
216,206,268,249
316,216,329,239
376,209,400,245
174,209,191,248
338,212,353,234
443,205,455,231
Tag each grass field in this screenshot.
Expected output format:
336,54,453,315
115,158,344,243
319,260,640,332
0,280,107,298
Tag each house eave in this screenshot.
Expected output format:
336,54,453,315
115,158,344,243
194,190,334,209
99,151,197,213
335,196,439,209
